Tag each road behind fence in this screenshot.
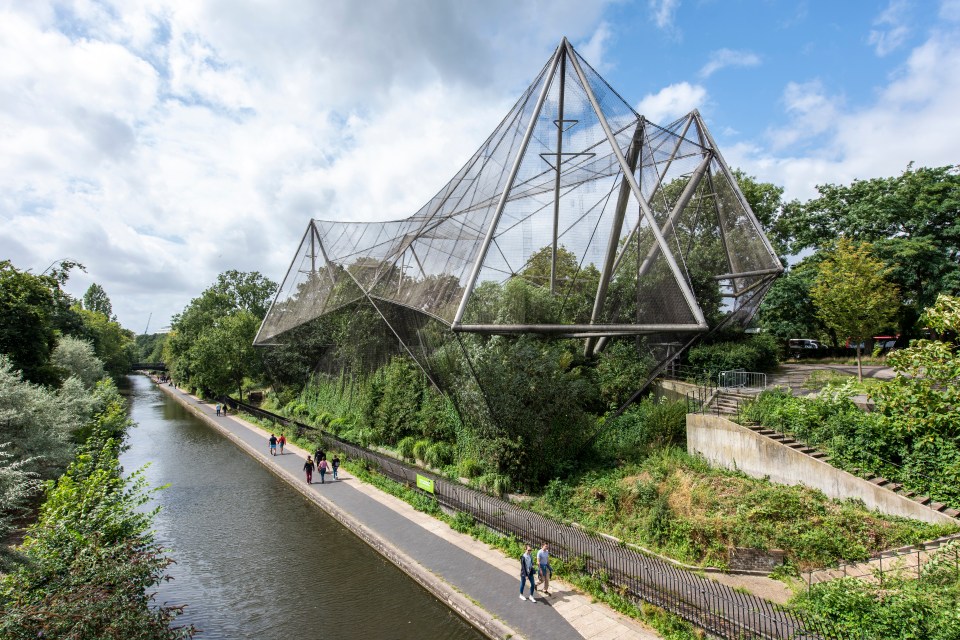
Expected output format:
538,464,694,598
224,396,836,640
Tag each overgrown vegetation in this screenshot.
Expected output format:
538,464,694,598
529,428,953,571
0,259,189,637
0,414,192,638
793,541,960,640
742,295,960,509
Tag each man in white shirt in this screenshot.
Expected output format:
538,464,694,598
537,543,552,595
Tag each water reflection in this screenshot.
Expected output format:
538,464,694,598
121,375,482,640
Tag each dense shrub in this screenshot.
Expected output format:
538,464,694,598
686,333,781,381
591,398,687,464
0,411,192,638
794,541,960,640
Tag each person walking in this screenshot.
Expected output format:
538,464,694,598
314,446,325,463
519,545,536,602
303,456,314,484
331,455,340,480
268,434,278,456
318,457,329,484
537,543,552,595
277,434,286,455
215,403,221,417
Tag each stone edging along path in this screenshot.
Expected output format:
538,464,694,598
156,382,517,640
154,380,658,640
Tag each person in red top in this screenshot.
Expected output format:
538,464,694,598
277,434,286,455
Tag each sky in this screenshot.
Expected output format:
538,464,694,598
1,0,958,333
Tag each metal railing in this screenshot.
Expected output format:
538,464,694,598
719,369,767,392
223,396,838,640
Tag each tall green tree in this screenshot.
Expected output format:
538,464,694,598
810,239,900,380
780,164,960,317
166,271,277,396
0,260,84,385
756,259,827,341
74,308,135,380
82,283,113,319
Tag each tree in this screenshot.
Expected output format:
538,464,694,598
166,271,277,395
780,164,960,317
732,168,791,255
187,311,261,399
810,239,900,380
74,308,135,380
51,336,106,389
82,283,113,319
756,259,827,341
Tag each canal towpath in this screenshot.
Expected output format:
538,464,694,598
156,380,659,640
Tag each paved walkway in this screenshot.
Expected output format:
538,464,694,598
156,381,658,640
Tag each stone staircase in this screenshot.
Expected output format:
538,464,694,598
708,389,756,417
740,423,960,520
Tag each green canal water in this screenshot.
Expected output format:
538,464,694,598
121,374,484,640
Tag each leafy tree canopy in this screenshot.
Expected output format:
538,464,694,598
780,163,960,313
0,260,85,385
810,239,900,379
166,271,277,396
82,282,113,319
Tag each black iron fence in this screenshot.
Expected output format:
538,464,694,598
223,396,837,640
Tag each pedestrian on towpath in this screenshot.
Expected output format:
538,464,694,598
215,403,221,416
277,434,286,455
318,457,329,484
537,543,552,595
331,454,340,480
314,446,325,462
269,434,278,456
304,456,314,484
519,545,537,602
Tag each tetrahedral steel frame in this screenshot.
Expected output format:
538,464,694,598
255,38,783,363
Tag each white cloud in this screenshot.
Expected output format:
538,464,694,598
868,0,911,56
577,22,613,71
730,29,960,203
636,82,707,124
649,0,680,30
764,80,842,150
942,0,960,21
699,48,761,78
0,0,616,331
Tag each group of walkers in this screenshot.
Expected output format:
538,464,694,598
267,433,286,455
215,402,229,417
519,543,553,603
303,447,340,485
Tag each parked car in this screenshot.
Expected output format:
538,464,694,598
788,338,821,359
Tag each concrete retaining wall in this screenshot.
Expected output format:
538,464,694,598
652,379,703,403
687,413,959,526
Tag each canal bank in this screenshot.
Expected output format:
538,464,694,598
154,378,658,640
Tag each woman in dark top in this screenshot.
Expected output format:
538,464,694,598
303,456,314,484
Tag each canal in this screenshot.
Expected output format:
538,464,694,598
121,374,484,640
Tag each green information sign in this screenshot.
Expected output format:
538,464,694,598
416,474,435,494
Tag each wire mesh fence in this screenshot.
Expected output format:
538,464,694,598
223,396,839,640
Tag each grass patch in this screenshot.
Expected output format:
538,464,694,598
527,447,957,572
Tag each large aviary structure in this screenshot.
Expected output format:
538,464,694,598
256,38,782,409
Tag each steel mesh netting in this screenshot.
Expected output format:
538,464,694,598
224,396,839,640
256,40,783,401
256,39,781,353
